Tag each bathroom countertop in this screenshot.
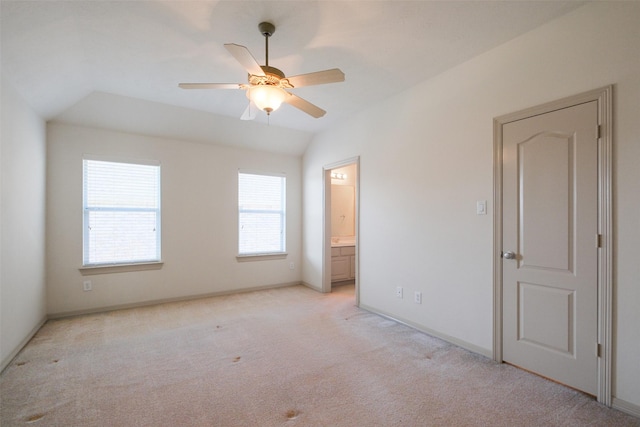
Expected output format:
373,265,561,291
331,238,355,248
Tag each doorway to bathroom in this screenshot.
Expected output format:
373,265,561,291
323,157,359,305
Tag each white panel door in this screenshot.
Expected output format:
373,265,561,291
502,101,598,395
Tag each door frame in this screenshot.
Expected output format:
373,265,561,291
323,156,360,305
492,86,613,405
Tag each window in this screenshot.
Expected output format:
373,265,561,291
83,159,161,266
238,172,286,255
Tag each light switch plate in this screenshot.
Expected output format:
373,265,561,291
476,200,487,215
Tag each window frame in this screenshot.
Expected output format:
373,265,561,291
81,156,162,271
237,170,287,259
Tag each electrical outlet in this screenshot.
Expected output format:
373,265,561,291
396,286,403,299
414,291,422,304
83,280,92,291
289,262,295,270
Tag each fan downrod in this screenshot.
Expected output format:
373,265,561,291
258,22,276,67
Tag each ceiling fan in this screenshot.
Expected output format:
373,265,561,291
179,22,345,120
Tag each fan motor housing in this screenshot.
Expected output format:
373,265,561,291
248,66,293,88
261,66,285,79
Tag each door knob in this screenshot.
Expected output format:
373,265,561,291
502,251,516,260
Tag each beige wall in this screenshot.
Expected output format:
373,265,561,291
303,2,640,409
46,122,302,316
1,78,47,370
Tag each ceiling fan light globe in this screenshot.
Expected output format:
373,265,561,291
247,85,286,114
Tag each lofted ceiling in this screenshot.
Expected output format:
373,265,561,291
1,1,585,146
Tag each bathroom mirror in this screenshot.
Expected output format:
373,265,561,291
331,185,355,237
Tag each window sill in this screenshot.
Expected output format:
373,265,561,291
79,261,164,275
236,253,287,262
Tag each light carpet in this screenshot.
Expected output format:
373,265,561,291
1,284,638,426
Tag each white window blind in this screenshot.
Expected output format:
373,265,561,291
238,172,286,255
83,159,161,266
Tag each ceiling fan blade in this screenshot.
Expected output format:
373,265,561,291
240,101,257,121
283,93,326,118
178,83,243,89
286,68,345,88
224,43,266,77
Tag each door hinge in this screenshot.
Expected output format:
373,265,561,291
597,124,602,139
596,234,603,248
597,343,602,358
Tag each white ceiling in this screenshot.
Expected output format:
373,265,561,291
2,1,585,138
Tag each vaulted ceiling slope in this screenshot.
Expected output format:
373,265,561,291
1,1,584,144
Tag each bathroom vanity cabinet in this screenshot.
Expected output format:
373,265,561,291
331,245,355,282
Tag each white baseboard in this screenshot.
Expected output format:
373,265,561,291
612,397,640,418
48,281,302,319
300,281,322,292
1,315,47,373
359,303,493,358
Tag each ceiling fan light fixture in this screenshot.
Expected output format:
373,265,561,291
247,85,287,114
179,21,344,120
